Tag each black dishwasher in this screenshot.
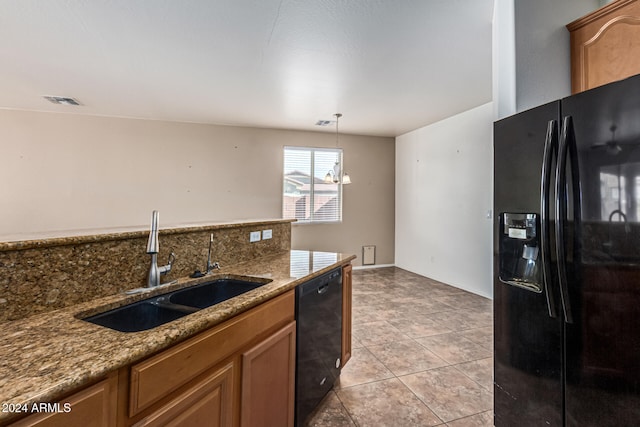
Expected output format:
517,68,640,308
295,267,343,426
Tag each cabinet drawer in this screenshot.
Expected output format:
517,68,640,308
129,290,294,416
133,362,234,427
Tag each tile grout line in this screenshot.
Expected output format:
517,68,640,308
315,267,494,426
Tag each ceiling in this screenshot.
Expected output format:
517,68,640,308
0,0,494,137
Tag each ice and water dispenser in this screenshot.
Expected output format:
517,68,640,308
499,213,543,293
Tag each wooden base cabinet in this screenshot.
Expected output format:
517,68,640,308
8,274,355,427
341,263,353,368
240,322,296,427
123,290,295,427
9,373,118,427
133,362,234,427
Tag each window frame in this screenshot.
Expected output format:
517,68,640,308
282,146,343,224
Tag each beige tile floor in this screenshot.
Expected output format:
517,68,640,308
306,267,494,427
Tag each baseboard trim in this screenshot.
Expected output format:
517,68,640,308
353,264,395,270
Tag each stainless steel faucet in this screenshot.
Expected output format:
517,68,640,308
146,210,175,287
188,233,220,278
205,233,220,274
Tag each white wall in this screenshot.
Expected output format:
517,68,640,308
514,0,599,111
393,0,601,296
0,110,395,266
493,0,516,120
395,103,494,298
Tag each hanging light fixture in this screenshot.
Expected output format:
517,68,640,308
324,113,352,184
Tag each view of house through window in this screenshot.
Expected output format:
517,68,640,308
283,147,342,223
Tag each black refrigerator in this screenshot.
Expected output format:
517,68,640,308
494,74,640,426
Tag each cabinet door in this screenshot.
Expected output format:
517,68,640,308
9,375,117,427
240,321,296,427
341,263,353,367
129,290,294,416
568,0,640,93
133,362,234,427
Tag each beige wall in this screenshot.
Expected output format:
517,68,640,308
0,110,394,266
292,132,396,266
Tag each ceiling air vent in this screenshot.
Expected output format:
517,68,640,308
315,120,334,126
44,96,81,106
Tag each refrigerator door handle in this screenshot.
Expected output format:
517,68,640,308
554,116,575,324
540,119,558,319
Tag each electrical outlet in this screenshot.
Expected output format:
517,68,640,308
262,229,272,239
250,231,261,242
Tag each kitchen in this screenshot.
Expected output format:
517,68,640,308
1,0,637,426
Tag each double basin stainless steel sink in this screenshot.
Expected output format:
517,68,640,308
82,277,271,333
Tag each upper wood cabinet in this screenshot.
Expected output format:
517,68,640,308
567,0,640,93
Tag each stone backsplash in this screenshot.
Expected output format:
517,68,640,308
0,219,293,322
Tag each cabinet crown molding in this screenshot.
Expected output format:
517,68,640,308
567,0,637,30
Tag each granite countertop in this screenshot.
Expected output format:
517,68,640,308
0,249,355,423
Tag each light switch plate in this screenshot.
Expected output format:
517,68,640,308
250,231,261,242
262,229,272,239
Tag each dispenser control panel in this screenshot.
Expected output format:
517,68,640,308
503,213,537,239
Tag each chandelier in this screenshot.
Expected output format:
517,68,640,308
324,113,351,184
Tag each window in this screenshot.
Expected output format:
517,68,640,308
599,162,640,221
283,147,342,223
